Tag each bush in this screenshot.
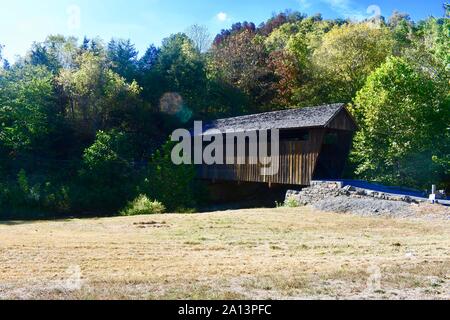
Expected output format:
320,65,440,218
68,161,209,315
141,140,199,212
120,195,166,216
284,196,300,208
0,169,71,219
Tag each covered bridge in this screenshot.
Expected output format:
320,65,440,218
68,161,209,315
197,103,357,186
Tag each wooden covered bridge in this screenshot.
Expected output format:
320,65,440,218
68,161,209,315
196,103,357,187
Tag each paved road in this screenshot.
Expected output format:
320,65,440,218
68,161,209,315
323,180,450,206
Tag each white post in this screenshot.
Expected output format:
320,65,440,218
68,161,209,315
429,185,437,204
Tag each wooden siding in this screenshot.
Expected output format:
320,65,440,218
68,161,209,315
197,129,326,186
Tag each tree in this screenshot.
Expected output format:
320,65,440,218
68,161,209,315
2,60,10,70
313,23,393,102
138,44,160,71
80,37,106,57
141,140,197,211
412,17,450,70
152,33,208,118
57,52,141,137
107,39,138,81
0,44,3,67
351,57,449,189
0,45,8,71
213,21,256,46
268,49,302,108
185,24,212,53
263,18,338,107
388,11,411,28
78,130,135,211
209,30,276,112
0,64,57,152
258,10,306,36
29,35,79,73
264,22,300,52
386,11,414,54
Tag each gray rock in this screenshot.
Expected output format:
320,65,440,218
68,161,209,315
343,185,356,192
285,181,429,217
356,188,367,196
313,196,414,218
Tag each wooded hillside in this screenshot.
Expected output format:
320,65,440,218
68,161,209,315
0,7,448,217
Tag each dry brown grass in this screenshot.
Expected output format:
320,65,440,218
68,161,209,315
0,207,448,300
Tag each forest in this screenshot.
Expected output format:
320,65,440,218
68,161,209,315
0,6,448,218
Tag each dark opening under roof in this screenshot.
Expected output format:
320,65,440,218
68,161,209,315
200,103,348,135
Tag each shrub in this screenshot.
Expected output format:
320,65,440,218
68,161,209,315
0,169,72,218
141,140,199,212
120,195,166,216
284,196,300,208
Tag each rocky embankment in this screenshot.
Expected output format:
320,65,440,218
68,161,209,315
286,181,449,220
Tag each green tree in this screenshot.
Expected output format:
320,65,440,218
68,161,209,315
387,11,414,55
29,35,79,73
107,39,138,82
141,140,197,211
154,33,208,118
0,44,3,69
0,45,8,71
351,56,449,189
413,16,449,69
0,64,57,151
80,37,106,57
57,52,141,137
313,23,393,102
77,130,135,211
138,44,159,71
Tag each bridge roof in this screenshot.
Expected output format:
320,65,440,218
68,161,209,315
200,103,355,135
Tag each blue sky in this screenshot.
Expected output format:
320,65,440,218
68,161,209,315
0,0,446,61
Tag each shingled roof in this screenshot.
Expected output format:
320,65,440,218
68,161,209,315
201,103,348,135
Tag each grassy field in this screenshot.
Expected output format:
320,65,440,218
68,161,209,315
0,207,448,300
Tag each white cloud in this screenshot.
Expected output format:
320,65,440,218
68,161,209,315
297,0,311,9
323,0,350,8
320,0,371,21
216,12,228,22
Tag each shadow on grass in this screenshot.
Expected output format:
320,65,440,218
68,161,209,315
0,208,120,225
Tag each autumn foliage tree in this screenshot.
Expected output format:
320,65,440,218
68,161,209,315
209,29,276,112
